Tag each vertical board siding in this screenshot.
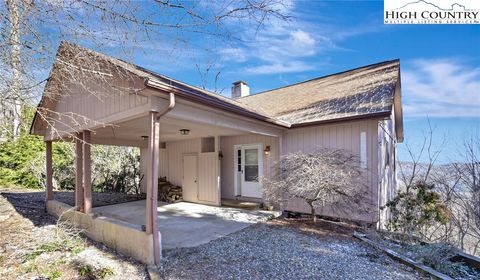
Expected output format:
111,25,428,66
378,116,397,228
139,147,148,193
198,153,218,203
220,134,280,199
282,119,380,223
159,149,168,179
139,147,173,193
51,79,148,135
141,138,220,205
165,139,200,186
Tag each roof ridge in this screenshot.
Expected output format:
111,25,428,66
56,41,284,124
59,41,224,97
239,59,400,99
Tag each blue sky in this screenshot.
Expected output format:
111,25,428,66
118,0,478,163
31,0,477,163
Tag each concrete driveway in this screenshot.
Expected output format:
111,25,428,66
93,200,279,249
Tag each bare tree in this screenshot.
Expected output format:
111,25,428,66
449,135,480,254
0,0,291,139
4,0,21,138
0,1,291,196
262,149,368,222
392,123,480,255
397,119,445,191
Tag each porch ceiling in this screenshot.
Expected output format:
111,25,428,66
91,115,246,147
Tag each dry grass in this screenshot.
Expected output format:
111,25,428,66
0,188,147,280
269,216,365,239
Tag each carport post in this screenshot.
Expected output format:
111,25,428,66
146,111,161,265
146,112,160,234
75,132,84,211
83,130,92,214
45,140,53,202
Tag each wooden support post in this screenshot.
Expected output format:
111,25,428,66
75,132,84,211
152,120,160,220
152,117,161,265
83,130,92,214
146,112,155,234
45,140,53,202
215,136,221,206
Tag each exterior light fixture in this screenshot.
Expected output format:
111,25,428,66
179,129,190,136
141,135,148,140
264,145,271,155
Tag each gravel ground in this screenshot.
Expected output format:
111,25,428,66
159,222,425,280
1,188,426,279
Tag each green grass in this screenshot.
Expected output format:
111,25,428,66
46,269,62,280
23,263,38,274
24,237,85,261
79,264,93,276
99,266,115,278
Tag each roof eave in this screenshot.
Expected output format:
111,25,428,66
289,111,392,128
145,79,291,128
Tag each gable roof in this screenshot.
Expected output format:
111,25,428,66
236,60,400,126
30,42,289,134
32,42,403,141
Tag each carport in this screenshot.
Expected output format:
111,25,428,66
32,42,285,265
93,200,279,249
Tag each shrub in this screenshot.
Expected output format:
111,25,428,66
262,149,369,222
385,181,450,239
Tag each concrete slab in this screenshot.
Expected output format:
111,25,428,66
93,200,279,249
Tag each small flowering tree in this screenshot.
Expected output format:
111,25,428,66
262,149,368,222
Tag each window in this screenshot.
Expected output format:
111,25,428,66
237,149,242,172
244,148,259,182
201,137,215,153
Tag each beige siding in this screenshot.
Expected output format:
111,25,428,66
140,138,220,205
378,109,397,228
220,134,280,199
140,147,168,193
140,147,148,193
165,139,201,186
48,77,149,138
282,119,380,223
159,149,168,179
198,153,219,204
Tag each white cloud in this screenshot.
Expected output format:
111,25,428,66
245,61,315,74
252,28,317,62
217,3,383,76
288,30,316,55
217,23,320,75
403,59,480,117
218,47,248,63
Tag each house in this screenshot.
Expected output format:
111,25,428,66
31,42,403,264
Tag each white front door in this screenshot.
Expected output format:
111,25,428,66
240,145,263,198
183,154,198,202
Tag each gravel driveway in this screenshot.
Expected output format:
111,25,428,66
159,222,425,280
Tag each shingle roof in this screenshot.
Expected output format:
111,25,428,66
59,41,273,120
32,42,401,135
236,60,400,125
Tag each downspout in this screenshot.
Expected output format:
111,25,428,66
151,92,175,265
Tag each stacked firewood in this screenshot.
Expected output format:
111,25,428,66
157,178,183,202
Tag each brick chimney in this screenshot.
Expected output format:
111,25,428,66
231,81,250,99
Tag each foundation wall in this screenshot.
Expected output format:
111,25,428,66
47,200,158,265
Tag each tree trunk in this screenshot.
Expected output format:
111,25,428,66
308,201,317,222
6,0,22,139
